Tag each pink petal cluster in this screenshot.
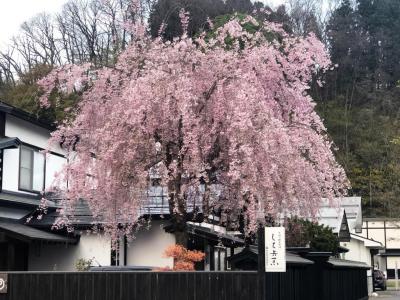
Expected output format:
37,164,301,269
39,15,349,241
38,63,92,107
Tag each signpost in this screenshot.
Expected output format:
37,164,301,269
258,226,286,300
265,227,286,272
0,273,7,294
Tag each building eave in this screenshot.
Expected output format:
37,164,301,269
0,101,55,131
349,233,384,249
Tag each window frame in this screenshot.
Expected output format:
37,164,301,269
18,145,46,193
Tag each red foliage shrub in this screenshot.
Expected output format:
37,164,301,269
162,244,205,271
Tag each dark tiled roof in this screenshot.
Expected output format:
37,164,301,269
0,101,55,130
0,219,76,243
327,258,370,269
0,191,56,208
186,222,245,247
228,245,314,265
30,193,173,227
29,198,93,227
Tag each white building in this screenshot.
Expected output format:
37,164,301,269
0,102,73,270
317,197,383,293
317,197,383,260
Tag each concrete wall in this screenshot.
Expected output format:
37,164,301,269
28,233,111,271
125,220,175,269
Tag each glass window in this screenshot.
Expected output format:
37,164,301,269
33,152,45,191
20,148,33,190
19,146,45,192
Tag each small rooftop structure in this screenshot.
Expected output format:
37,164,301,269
317,197,362,238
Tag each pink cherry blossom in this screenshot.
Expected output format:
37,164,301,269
39,13,349,243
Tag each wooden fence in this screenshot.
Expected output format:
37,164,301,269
0,268,368,300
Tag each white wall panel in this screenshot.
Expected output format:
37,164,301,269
126,220,175,268
387,257,400,270
28,233,111,271
28,222,177,271
340,238,371,266
5,115,63,154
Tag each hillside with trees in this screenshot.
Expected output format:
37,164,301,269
316,0,400,217
1,0,400,217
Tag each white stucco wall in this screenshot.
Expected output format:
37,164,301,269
341,238,372,267
386,228,400,249
366,229,386,246
125,220,175,268
387,257,400,270
29,221,176,271
5,115,62,153
28,233,111,271
361,220,400,250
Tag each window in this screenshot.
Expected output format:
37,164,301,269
19,146,45,192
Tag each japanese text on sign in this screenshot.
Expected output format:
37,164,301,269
265,227,286,272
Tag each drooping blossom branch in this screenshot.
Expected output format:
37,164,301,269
39,12,349,243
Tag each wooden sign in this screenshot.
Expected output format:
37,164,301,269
265,227,286,272
0,273,7,294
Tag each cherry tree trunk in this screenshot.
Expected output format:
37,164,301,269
174,230,189,247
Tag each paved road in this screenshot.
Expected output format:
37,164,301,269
370,290,400,299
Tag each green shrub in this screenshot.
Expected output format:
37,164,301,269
75,258,94,271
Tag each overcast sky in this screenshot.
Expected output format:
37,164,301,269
0,0,68,48
0,0,285,48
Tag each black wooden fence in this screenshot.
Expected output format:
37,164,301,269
0,268,368,300
0,272,257,300
263,265,367,300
